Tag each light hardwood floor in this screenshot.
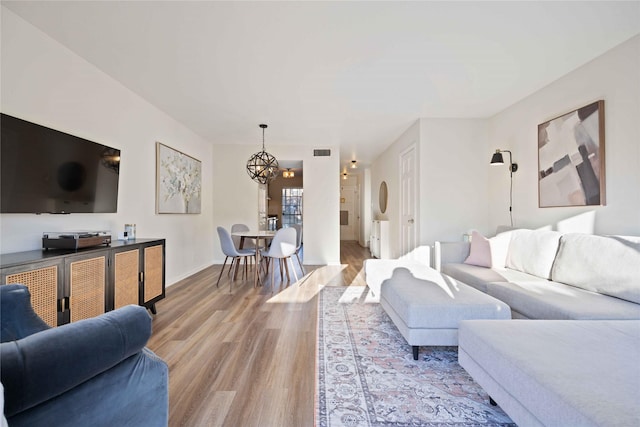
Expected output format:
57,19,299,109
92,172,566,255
147,240,371,426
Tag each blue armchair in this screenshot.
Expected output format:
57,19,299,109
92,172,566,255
0,284,168,427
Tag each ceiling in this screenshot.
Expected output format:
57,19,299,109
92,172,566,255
4,1,639,170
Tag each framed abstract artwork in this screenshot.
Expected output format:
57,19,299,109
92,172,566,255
156,142,202,214
537,100,605,207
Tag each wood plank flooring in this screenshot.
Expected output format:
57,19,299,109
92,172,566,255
146,240,371,426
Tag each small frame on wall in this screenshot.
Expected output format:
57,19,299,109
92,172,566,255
538,100,605,207
156,142,202,214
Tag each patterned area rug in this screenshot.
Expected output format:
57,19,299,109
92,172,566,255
316,286,515,427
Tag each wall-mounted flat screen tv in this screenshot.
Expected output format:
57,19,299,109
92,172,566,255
1,113,120,214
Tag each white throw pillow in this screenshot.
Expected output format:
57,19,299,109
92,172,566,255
506,229,562,279
489,230,512,269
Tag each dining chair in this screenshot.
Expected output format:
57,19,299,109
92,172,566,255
231,223,256,250
291,223,305,275
216,226,255,292
231,223,258,268
260,227,298,292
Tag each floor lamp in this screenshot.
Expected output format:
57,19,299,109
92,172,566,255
490,149,518,227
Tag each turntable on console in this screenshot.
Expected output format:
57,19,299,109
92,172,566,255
42,231,111,250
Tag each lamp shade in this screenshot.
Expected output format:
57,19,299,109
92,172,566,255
490,151,504,165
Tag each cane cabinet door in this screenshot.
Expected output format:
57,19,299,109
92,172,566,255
66,253,107,323
113,248,140,309
142,243,164,306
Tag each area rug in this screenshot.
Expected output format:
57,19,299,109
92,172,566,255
316,286,515,427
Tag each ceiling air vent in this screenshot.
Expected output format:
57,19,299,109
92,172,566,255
313,149,331,157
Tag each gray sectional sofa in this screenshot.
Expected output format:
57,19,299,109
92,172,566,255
435,229,640,426
458,319,640,427
366,230,640,425
435,229,640,319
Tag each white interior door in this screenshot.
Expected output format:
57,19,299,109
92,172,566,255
400,145,418,254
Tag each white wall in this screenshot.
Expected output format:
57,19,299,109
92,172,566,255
489,35,640,235
212,144,340,265
0,8,215,285
419,118,490,242
372,35,640,251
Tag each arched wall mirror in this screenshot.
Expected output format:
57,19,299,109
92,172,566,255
379,181,388,213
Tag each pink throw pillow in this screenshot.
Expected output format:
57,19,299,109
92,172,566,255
464,230,492,267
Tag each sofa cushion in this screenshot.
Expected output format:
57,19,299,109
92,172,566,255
7,348,168,427
0,285,50,342
505,229,561,279
488,230,512,268
1,305,153,417
442,264,548,293
458,320,640,427
486,281,640,320
551,233,640,304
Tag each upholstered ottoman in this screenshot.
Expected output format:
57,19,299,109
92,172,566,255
380,267,511,360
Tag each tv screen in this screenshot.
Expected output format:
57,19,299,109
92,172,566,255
1,113,120,214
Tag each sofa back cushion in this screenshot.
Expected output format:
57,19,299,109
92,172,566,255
506,229,562,279
551,233,640,304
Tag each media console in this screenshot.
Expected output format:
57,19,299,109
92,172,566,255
0,239,165,327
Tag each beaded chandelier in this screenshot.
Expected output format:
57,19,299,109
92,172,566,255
246,124,279,184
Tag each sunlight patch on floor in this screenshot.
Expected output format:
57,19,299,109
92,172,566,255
265,263,374,304
265,267,327,303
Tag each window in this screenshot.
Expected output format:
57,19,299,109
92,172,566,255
282,188,303,227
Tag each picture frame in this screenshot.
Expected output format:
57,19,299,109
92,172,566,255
156,142,202,214
537,100,605,207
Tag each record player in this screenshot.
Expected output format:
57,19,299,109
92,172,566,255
42,231,111,250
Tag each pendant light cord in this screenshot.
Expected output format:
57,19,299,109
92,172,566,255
509,169,514,227
260,123,268,151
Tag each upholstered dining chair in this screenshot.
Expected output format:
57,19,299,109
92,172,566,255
291,223,305,275
231,223,258,268
260,227,298,292
231,223,255,250
216,226,255,292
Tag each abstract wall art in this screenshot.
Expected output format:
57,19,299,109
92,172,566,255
538,100,605,207
156,142,202,214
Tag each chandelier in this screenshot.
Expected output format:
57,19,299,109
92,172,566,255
282,168,295,178
246,124,279,184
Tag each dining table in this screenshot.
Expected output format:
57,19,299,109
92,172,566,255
231,229,276,287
